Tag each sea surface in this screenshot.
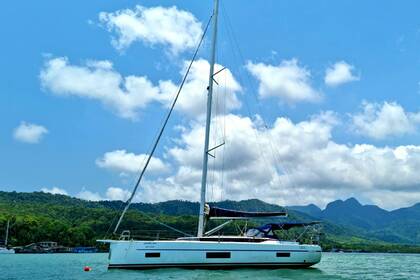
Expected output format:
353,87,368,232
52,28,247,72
1,252,419,280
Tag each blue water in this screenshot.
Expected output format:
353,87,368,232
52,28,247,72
1,253,419,279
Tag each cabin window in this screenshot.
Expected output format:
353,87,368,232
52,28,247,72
276,252,291,257
145,252,160,258
206,252,231,258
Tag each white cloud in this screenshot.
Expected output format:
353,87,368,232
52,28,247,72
246,59,321,104
96,149,169,174
367,190,420,210
41,187,68,195
324,61,359,87
75,187,132,202
76,188,104,201
99,5,202,54
13,122,48,143
159,59,242,118
106,187,131,201
40,57,241,120
35,109,420,209
129,112,420,209
40,57,169,120
350,101,420,139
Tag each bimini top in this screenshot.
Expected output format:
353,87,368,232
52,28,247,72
246,221,321,239
207,206,287,219
257,221,320,232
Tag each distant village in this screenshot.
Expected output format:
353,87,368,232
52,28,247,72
2,239,98,254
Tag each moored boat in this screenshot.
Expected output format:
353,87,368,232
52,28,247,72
99,0,322,269
106,238,320,269
0,247,15,254
0,220,15,254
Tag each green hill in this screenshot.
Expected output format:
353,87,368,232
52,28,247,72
0,191,419,253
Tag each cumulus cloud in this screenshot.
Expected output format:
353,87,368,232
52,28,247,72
41,187,68,195
106,187,131,201
96,149,169,174
324,61,359,87
99,5,202,54
74,187,132,202
128,112,420,209
40,57,240,120
40,57,169,120
13,122,48,143
159,59,242,118
76,188,104,201
246,59,321,104
350,101,420,139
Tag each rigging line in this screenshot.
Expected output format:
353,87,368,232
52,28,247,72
209,47,225,202
112,14,214,234
103,200,126,239
103,147,152,238
296,225,310,242
216,39,226,202
209,54,220,202
221,4,300,206
220,63,227,201
221,7,273,203
141,211,193,237
220,74,226,202
102,155,152,237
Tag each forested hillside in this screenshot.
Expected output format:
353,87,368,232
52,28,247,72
0,191,419,253
290,198,420,244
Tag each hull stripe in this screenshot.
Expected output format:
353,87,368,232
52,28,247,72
108,262,317,270
134,248,318,252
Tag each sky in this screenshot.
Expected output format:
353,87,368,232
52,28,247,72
2,0,420,210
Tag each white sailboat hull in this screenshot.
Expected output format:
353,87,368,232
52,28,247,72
103,239,321,269
0,247,15,254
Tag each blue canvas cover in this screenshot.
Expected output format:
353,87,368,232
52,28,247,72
246,221,321,239
208,206,287,218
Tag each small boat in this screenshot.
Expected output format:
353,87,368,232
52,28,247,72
0,220,15,254
0,247,15,254
99,0,321,269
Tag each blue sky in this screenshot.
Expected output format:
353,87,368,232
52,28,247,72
2,0,420,209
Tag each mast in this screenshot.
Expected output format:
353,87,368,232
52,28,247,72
5,220,9,246
197,0,219,237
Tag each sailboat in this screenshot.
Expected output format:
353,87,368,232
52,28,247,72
99,0,321,269
0,220,15,254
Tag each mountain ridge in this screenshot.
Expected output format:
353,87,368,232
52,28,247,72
1,191,419,245
289,197,420,244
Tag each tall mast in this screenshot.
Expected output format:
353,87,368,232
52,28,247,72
5,220,9,246
197,0,219,237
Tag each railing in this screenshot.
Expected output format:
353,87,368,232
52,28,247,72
119,229,196,241
117,226,323,244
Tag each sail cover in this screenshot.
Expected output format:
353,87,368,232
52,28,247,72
207,206,287,219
